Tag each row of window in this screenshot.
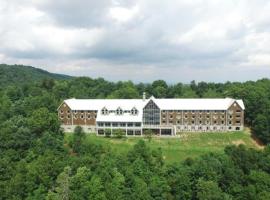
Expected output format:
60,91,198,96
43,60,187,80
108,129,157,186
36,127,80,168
177,126,234,131
162,110,226,114
162,120,241,125
60,110,97,114
97,122,141,127
163,120,226,125
101,107,138,115
163,115,226,120
60,115,96,119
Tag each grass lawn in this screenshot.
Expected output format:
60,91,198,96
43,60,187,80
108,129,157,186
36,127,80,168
65,128,263,164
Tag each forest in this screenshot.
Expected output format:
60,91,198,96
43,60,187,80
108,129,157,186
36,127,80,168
0,64,270,199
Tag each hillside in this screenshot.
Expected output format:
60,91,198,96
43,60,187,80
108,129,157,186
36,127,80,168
65,129,262,164
0,64,71,87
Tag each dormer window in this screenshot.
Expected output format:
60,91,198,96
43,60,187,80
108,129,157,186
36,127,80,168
101,107,108,115
131,107,138,115
116,107,123,115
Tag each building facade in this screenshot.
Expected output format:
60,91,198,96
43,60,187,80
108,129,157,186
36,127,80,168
57,96,245,136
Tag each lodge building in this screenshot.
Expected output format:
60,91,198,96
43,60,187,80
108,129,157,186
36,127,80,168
57,95,245,136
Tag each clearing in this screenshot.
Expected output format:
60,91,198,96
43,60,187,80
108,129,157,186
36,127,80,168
65,128,263,164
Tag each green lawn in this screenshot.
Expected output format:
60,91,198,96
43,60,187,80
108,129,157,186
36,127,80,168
65,128,262,164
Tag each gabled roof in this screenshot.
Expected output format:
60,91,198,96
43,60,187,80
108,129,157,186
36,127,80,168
63,97,245,111
236,100,245,110
152,98,245,110
63,98,145,111
61,97,245,123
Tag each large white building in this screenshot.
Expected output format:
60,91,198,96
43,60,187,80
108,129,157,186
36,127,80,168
58,96,245,136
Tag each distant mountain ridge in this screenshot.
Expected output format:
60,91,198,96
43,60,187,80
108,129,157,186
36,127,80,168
0,64,72,87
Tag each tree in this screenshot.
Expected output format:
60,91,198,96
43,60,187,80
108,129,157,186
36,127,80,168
196,179,229,200
46,166,71,200
104,128,112,137
152,80,168,97
144,129,154,142
253,114,270,144
113,129,125,138
89,175,106,200
71,126,86,153
148,176,170,200
105,168,125,200
69,166,92,200
130,177,151,200
27,108,60,136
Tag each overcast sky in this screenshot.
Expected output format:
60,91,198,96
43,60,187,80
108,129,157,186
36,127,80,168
0,0,270,83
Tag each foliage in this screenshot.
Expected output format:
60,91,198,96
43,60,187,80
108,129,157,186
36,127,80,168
113,129,126,138
144,129,154,142
70,126,86,153
0,64,270,199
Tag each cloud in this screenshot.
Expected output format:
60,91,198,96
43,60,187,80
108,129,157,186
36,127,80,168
0,0,270,82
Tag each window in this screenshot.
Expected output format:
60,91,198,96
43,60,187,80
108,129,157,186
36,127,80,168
60,110,63,114
60,115,64,119
105,122,111,127
81,111,84,114
67,115,70,119
102,107,108,115
131,107,138,115
87,115,91,119
127,123,133,127
116,107,123,115
135,123,141,127
143,100,160,125
67,110,70,114
177,120,181,124
236,120,241,124
80,115,84,119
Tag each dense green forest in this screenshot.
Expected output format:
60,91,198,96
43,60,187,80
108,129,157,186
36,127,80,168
0,64,70,87
1,64,270,199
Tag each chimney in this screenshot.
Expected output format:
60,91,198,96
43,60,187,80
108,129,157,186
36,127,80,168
143,92,146,101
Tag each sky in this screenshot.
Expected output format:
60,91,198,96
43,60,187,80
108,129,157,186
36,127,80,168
0,0,270,83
